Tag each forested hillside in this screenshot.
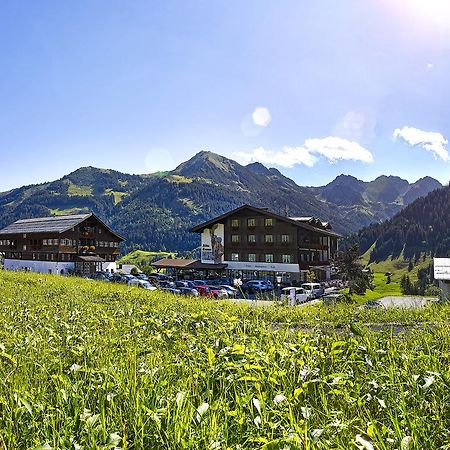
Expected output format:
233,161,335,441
0,151,443,253
356,185,450,262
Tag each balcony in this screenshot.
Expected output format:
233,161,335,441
298,242,328,250
299,261,330,270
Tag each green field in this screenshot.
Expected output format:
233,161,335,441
1,270,450,449
117,250,177,266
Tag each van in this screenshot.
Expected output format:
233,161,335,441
301,283,324,298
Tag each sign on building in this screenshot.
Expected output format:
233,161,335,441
201,224,224,264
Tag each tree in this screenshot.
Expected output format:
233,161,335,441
333,244,373,295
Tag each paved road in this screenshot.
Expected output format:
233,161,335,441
376,296,438,308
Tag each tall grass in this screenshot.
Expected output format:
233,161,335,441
0,270,449,449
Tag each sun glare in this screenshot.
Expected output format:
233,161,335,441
402,0,450,27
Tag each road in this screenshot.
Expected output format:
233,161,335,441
377,296,438,308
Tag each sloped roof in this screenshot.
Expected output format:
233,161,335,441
151,258,227,270
191,204,341,237
0,213,124,240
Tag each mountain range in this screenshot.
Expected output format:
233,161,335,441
354,185,450,261
0,151,443,253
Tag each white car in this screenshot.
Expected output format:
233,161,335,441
218,285,238,298
281,287,310,305
128,279,157,290
301,283,325,299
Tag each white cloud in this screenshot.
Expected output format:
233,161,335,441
304,136,374,163
393,126,449,162
233,136,373,168
251,107,272,127
234,146,317,168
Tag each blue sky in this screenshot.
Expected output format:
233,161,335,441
1,0,450,191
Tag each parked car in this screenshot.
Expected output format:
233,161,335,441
301,283,325,298
109,273,127,283
206,286,228,299
218,284,238,298
159,281,176,289
193,285,214,297
121,274,137,282
179,287,199,297
87,272,111,282
281,287,310,304
136,274,149,281
159,287,181,295
128,279,157,290
149,273,172,281
241,280,273,293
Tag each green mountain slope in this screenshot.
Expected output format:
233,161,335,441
0,151,443,252
355,185,450,262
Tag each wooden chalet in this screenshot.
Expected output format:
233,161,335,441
190,204,341,283
0,213,124,275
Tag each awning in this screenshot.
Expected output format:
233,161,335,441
152,258,197,269
152,258,227,270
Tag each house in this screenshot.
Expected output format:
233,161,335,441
191,204,340,283
0,213,124,275
434,258,450,301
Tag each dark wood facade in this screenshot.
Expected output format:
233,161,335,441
222,209,338,265
192,205,340,281
0,214,124,275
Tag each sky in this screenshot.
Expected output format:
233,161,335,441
1,0,450,191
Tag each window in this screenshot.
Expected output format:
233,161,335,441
265,254,274,263
248,234,256,243
281,234,290,243
282,254,291,263
231,219,240,227
231,253,239,261
265,234,273,243
23,244,27,250
248,253,256,262
247,218,256,227
265,218,273,226
231,235,240,243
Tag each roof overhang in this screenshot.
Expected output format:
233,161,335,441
151,258,227,270
190,204,341,238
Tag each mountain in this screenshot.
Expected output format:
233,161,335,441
312,173,443,228
354,185,450,262
0,151,443,252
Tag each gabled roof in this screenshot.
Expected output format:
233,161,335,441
0,213,125,240
191,204,341,237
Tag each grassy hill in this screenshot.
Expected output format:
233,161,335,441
0,151,442,253
1,270,450,448
117,250,176,266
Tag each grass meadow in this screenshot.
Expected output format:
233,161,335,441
1,270,450,449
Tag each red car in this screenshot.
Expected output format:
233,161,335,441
193,285,214,297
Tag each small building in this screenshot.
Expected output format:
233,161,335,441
191,204,340,283
0,213,124,275
434,258,450,301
